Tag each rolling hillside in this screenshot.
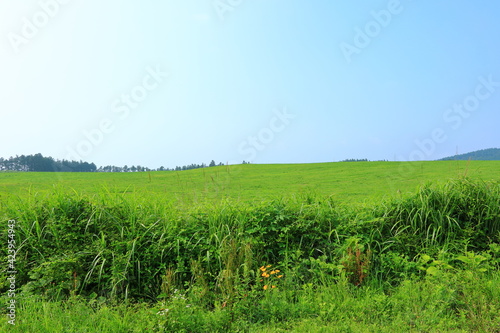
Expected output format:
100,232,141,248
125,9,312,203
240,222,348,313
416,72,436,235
439,148,500,161
1,161,500,204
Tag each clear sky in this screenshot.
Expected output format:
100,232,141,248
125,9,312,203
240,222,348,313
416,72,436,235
1,1,499,169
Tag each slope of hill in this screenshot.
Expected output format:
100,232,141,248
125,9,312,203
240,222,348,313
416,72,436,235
1,161,500,204
439,148,500,161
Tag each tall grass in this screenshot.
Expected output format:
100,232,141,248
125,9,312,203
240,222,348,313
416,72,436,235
2,178,500,301
382,178,500,252
1,178,500,331
3,270,500,332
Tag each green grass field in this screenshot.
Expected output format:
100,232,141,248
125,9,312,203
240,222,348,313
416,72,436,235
1,161,499,203
1,161,500,332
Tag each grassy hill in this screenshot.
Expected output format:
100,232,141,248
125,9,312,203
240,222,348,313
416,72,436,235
439,148,500,161
1,160,499,204
2,161,500,331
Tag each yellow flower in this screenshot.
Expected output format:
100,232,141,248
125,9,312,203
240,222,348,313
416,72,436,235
271,285,276,289
277,275,283,278
270,270,276,275
260,266,266,272
263,285,268,290
266,265,272,268
262,272,270,278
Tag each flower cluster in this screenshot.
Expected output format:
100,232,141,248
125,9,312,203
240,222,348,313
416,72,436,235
156,289,192,315
259,265,283,290
171,289,187,301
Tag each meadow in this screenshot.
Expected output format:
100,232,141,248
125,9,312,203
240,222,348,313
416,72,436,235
1,160,499,203
1,161,500,332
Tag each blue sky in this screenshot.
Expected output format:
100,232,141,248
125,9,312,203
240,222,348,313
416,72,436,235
1,1,499,169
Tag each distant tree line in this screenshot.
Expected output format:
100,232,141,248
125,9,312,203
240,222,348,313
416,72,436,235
0,154,245,173
338,159,389,162
98,160,226,173
0,154,96,172
98,159,240,172
340,158,369,162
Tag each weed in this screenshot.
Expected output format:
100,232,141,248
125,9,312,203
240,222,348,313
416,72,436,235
341,238,372,286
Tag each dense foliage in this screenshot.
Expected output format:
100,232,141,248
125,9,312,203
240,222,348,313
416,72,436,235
0,154,97,172
1,178,499,298
1,177,500,331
